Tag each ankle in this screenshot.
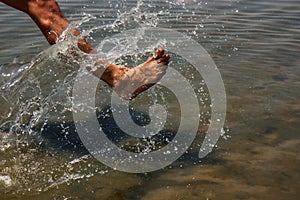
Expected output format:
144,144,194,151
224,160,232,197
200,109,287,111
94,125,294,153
27,0,69,45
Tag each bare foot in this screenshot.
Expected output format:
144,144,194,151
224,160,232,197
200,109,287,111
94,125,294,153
89,48,170,100
114,48,170,100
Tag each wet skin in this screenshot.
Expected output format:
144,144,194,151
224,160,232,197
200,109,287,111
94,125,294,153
0,0,170,99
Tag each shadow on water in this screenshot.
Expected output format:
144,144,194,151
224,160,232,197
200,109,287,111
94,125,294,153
38,105,178,154
38,103,217,165
38,120,88,155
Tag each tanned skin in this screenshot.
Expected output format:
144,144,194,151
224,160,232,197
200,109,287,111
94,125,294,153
1,0,170,99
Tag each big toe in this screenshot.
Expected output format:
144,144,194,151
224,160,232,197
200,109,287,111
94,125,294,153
154,48,164,59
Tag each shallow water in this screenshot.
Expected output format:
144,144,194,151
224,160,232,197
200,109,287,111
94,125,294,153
0,0,299,199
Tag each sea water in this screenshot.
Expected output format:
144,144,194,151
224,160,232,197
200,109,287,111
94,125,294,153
0,0,299,199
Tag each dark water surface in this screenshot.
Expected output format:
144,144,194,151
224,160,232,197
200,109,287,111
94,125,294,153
0,0,299,199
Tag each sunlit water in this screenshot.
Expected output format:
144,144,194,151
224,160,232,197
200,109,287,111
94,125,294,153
0,0,299,199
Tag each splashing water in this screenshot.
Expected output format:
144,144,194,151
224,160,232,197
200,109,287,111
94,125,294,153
0,1,212,194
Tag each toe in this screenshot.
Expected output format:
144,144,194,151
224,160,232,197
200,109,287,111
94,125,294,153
154,48,164,59
158,54,170,64
164,54,170,61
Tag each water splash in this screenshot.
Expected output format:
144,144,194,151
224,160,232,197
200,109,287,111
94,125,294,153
0,2,164,192
0,0,212,193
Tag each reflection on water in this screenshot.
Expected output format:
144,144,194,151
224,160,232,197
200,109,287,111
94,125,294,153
0,0,299,199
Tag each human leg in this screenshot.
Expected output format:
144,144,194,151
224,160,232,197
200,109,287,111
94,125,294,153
1,0,170,99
